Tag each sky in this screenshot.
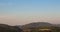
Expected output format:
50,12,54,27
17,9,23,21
0,0,60,25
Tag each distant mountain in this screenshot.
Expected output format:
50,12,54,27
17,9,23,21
17,22,60,30
22,22,53,29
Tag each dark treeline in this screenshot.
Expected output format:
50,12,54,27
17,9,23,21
0,24,22,32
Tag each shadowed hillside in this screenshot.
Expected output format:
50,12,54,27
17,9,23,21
22,22,53,28
0,24,22,32
18,22,60,32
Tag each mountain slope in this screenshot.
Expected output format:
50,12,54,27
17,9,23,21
22,22,53,28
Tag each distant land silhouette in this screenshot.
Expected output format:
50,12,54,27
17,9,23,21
0,22,60,32
0,24,22,32
18,22,60,29
18,22,60,32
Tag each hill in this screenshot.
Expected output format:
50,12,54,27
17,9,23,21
22,22,54,29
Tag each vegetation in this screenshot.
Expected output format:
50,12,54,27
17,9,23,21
22,22,60,32
0,22,60,32
0,24,22,32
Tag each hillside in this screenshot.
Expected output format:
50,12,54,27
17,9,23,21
21,22,54,29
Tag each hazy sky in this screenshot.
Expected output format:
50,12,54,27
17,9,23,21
0,0,60,25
